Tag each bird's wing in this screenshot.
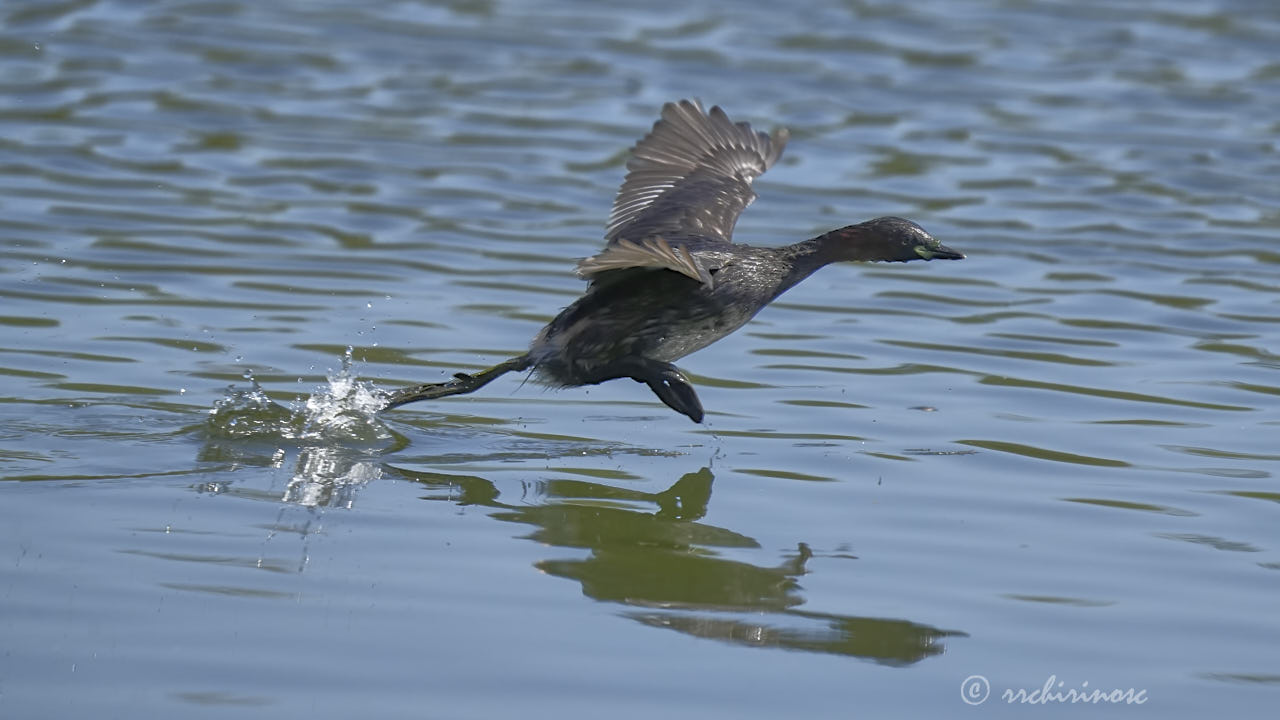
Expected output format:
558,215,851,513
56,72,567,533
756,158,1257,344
575,236,713,286
604,99,788,246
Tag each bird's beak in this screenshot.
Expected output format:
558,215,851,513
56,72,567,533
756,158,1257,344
930,243,965,260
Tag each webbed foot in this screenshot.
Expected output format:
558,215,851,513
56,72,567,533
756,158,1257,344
608,358,704,422
644,365,704,423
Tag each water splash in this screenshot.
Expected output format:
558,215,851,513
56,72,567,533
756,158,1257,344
294,347,391,443
206,370,298,439
204,349,395,508
206,348,393,444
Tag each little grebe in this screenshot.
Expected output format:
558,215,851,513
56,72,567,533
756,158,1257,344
385,99,964,422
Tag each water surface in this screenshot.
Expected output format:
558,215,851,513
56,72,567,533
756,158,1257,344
2,0,1278,717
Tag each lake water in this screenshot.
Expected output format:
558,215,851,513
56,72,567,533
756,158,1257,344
2,0,1278,717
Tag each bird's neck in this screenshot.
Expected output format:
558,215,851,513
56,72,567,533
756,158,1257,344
773,227,877,295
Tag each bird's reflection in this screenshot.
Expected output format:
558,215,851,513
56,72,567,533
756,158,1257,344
388,464,965,665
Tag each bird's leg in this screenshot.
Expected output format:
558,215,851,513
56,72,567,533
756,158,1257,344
598,357,704,423
382,355,531,410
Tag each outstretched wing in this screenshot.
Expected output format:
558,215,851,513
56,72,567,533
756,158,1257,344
604,99,788,246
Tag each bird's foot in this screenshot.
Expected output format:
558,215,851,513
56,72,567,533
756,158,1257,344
647,366,704,423
611,358,704,423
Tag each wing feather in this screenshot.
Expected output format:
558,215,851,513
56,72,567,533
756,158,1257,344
576,237,713,286
604,99,788,245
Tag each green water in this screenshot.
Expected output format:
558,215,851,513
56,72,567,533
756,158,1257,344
2,0,1278,717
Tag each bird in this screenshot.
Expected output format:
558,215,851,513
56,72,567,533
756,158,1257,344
383,99,964,422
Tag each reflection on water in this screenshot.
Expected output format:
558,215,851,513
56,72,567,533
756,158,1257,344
630,611,957,666
391,463,965,665
196,440,383,509
282,447,382,508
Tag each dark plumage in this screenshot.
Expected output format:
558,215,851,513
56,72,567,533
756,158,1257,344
385,100,964,422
